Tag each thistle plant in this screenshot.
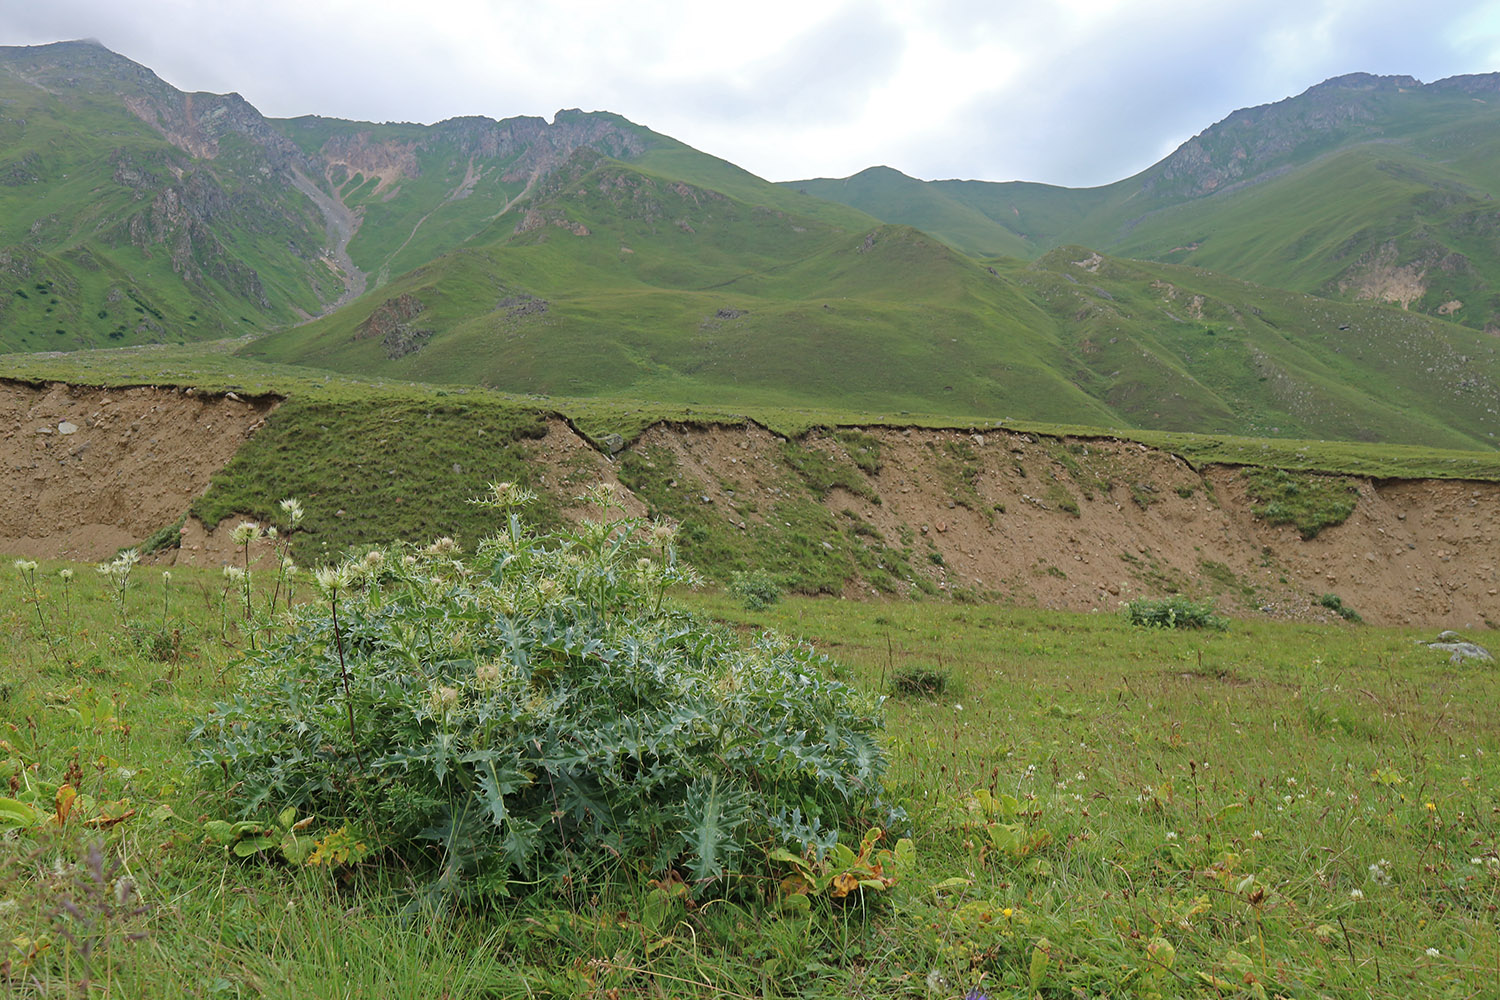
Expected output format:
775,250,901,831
58,567,74,618
267,498,304,614
95,549,139,620
230,521,261,646
314,563,361,770
14,559,60,666
194,483,896,904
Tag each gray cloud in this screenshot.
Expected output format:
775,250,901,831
4,0,1498,186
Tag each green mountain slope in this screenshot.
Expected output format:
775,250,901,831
790,73,1500,333
1,44,1495,451
243,152,1120,423
245,148,1500,447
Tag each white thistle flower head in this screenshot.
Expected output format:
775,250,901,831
650,522,677,544
636,557,653,572
162,571,172,583
584,482,620,509
481,480,536,510
430,685,460,714
223,566,246,581
474,661,502,688
1425,947,1440,957
314,565,350,596
265,526,279,540
426,536,458,556
535,578,559,602
230,521,261,547
402,554,417,568
363,549,386,569
1349,888,1364,900
278,498,305,525
115,549,140,569
13,559,37,574
58,568,74,581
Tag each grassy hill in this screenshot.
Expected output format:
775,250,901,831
790,73,1500,334
244,143,1500,448
1,44,1496,453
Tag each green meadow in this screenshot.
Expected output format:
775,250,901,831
3,523,1495,998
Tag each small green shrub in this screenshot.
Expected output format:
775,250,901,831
1318,593,1362,622
833,429,884,475
890,667,948,698
138,515,187,555
1123,595,1227,631
192,487,893,903
1242,468,1358,539
728,568,782,610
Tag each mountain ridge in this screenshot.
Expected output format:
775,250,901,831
1,41,1496,452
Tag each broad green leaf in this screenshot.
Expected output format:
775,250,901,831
0,797,43,829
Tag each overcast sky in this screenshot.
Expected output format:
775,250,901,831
5,0,1500,187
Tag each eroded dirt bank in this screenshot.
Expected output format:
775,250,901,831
0,381,277,559
2,381,1495,629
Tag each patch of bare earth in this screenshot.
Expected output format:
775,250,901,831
4,381,1495,629
0,381,276,561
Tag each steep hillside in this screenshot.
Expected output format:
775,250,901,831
2,45,1497,453
0,41,683,348
1007,249,1500,447
241,153,1123,424
791,73,1500,333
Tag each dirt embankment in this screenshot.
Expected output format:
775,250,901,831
0,381,276,559
3,381,1496,629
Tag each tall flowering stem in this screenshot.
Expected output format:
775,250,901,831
14,559,60,666
268,498,304,614
231,521,262,649
316,565,362,771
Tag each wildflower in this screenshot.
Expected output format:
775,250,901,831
430,686,460,714
12,559,37,573
1425,947,1441,957
474,662,502,688
162,570,172,583
265,526,279,540
363,549,386,569
650,521,677,544
57,568,73,581
964,990,989,1000
1349,888,1364,900
585,482,620,507
223,566,246,582
1251,829,1264,840
1001,907,1014,918
279,497,304,525
482,480,536,509
427,536,459,556
1424,801,1437,812
230,521,262,546
314,565,349,596
1165,831,1178,841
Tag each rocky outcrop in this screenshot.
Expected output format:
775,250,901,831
355,293,433,359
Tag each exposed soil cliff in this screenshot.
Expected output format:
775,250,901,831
0,381,276,559
2,381,1495,629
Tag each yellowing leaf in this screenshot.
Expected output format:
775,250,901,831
830,871,859,898
54,784,77,826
